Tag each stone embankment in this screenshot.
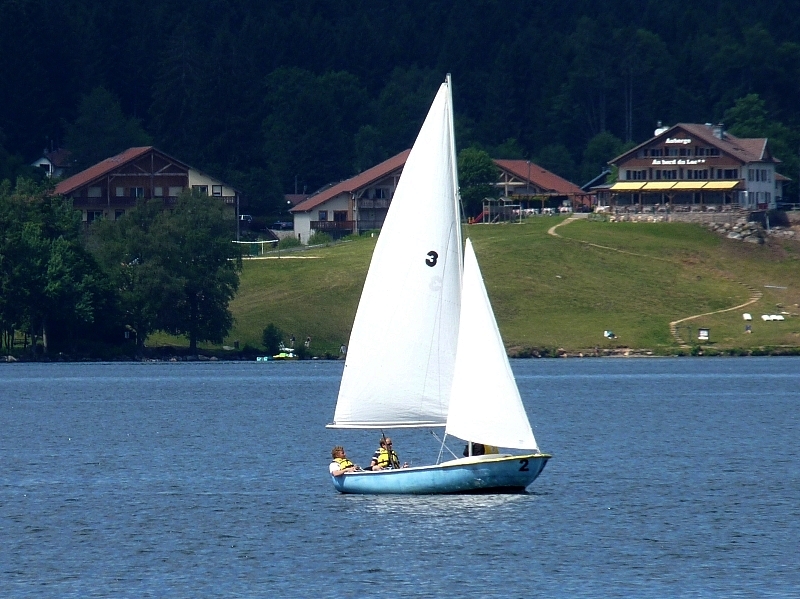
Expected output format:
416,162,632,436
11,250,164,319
703,218,797,244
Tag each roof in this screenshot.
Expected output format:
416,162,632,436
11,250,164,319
493,159,585,196
285,194,310,206
43,148,72,167
53,147,239,196
291,150,411,213
54,147,161,195
611,123,778,165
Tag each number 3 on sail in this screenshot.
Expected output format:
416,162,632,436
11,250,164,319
327,75,550,494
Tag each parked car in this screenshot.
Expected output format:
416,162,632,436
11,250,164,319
239,214,253,223
271,221,293,230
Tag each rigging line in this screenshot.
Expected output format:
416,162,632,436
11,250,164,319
430,430,459,463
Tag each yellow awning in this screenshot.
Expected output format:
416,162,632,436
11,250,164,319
702,180,740,190
672,181,705,190
642,182,676,190
610,182,645,191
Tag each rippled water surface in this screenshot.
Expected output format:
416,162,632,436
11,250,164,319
1,357,798,597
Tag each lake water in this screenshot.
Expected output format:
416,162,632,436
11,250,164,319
1,357,798,598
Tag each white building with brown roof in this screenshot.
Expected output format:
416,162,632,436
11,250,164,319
607,123,784,211
290,150,409,244
31,148,73,178
54,147,240,227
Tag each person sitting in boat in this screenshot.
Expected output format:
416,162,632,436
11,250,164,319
329,446,361,476
369,437,407,470
463,442,499,457
463,442,486,457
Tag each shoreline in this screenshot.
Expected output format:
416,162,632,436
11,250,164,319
4,346,800,363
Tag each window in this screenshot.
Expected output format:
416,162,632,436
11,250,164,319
88,186,102,198
318,210,328,221
212,185,223,196
192,185,208,195
86,210,104,223
724,169,738,179
115,209,125,220
154,187,163,197
116,187,125,197
333,210,348,222
168,186,183,197
748,169,754,181
130,187,144,198
761,169,767,182
650,148,663,157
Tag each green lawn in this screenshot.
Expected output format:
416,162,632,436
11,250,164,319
150,218,800,355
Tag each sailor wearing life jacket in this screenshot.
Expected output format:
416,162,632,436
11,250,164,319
370,437,402,470
330,446,360,476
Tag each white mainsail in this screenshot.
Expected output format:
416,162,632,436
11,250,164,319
331,78,462,428
445,239,538,450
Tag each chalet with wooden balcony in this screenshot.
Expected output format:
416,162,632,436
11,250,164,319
53,146,240,226
290,150,410,244
493,159,588,211
605,123,785,211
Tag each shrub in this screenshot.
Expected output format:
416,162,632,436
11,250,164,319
277,236,301,250
262,323,284,354
307,231,333,246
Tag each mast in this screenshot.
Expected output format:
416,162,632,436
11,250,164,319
446,73,464,276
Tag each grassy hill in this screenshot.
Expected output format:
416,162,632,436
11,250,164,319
152,217,800,356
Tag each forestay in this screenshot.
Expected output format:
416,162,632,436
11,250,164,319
445,239,538,449
330,80,462,428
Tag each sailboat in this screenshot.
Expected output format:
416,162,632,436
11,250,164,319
327,75,550,494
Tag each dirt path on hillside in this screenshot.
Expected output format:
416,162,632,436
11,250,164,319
548,217,762,346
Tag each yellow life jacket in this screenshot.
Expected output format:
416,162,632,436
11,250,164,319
333,457,355,470
375,447,400,469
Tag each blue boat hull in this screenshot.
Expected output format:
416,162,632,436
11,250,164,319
330,453,550,494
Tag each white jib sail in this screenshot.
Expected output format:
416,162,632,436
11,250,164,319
445,239,538,449
331,79,462,428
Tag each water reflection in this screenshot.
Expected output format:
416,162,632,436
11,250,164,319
352,492,532,517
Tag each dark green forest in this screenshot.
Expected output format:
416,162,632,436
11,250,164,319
2,0,800,211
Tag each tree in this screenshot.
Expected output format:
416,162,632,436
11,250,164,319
64,87,152,171
153,190,242,351
536,144,578,183
1,179,115,354
724,94,800,201
93,191,242,352
458,147,500,218
90,198,177,351
581,132,631,185
262,323,284,355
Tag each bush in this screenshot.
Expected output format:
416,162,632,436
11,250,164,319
262,323,284,354
277,236,301,250
307,231,333,246
294,343,309,360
